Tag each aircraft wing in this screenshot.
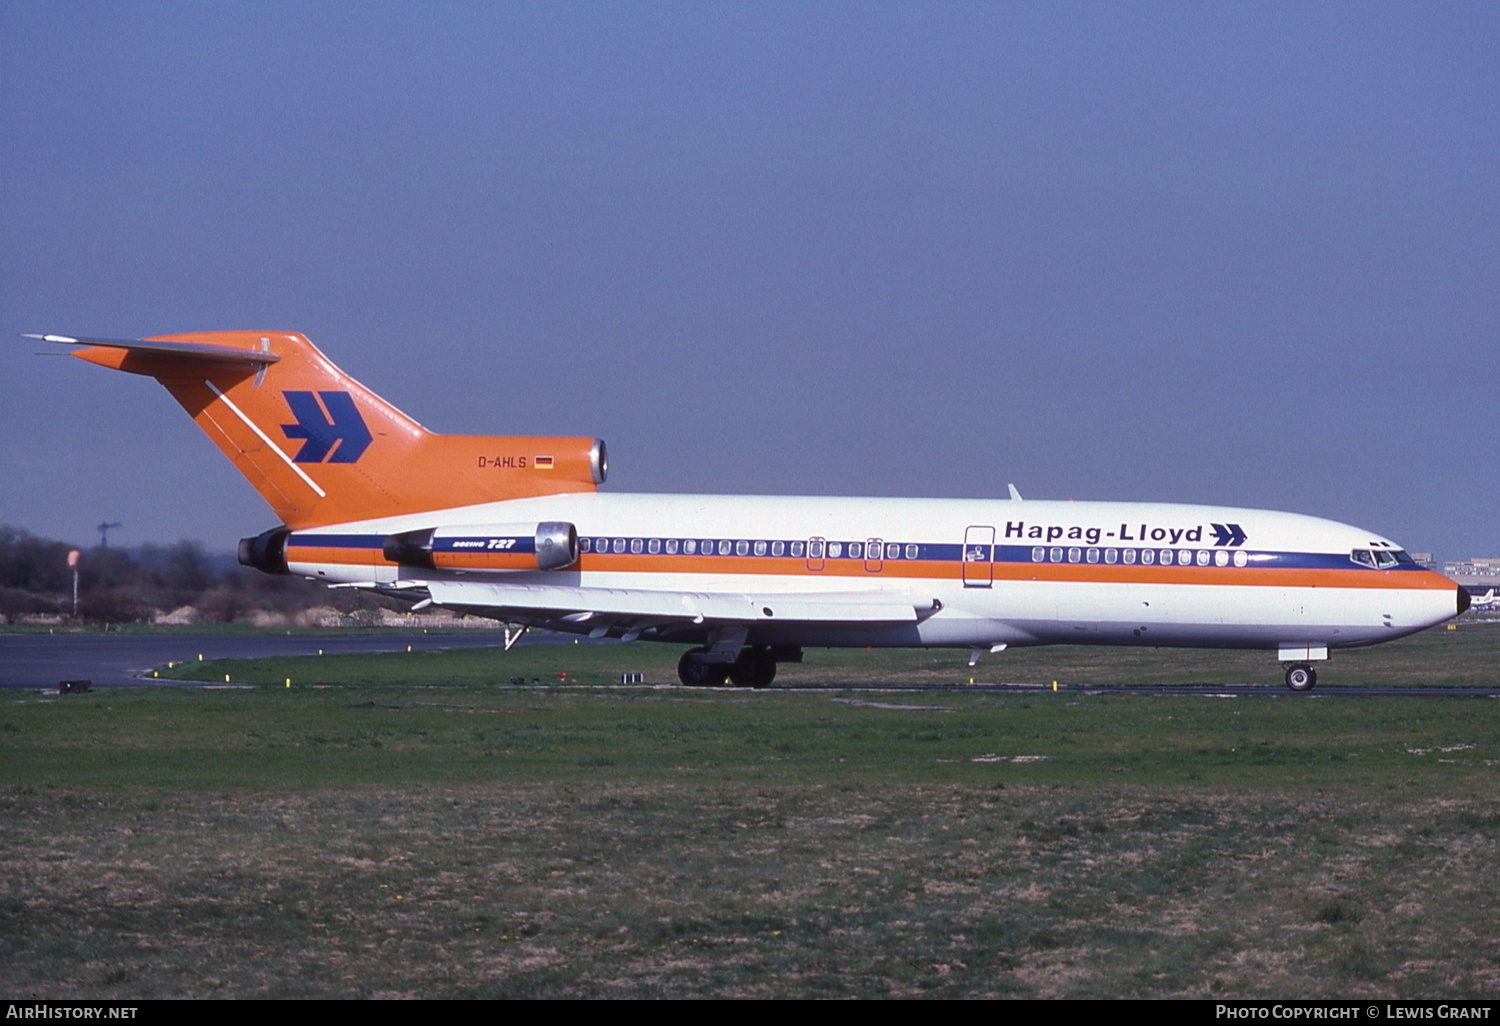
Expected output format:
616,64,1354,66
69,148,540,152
423,580,926,636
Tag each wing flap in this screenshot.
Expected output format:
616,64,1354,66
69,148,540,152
425,581,923,624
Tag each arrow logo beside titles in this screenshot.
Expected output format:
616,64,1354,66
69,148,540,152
1210,523,1247,547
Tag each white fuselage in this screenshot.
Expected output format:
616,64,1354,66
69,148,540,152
279,494,1463,654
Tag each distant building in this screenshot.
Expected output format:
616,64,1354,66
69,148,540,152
1443,557,1500,587
1411,552,1437,571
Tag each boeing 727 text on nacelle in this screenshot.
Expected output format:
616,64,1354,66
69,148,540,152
36,331,1469,690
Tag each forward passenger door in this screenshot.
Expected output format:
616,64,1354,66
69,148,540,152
962,525,994,588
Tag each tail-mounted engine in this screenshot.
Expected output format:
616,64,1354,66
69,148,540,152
382,522,579,572
238,526,291,575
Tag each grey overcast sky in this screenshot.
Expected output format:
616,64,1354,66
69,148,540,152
2,1,1496,559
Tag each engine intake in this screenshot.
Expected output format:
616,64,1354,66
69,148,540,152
238,526,291,575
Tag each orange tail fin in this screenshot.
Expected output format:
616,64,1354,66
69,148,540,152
49,332,604,529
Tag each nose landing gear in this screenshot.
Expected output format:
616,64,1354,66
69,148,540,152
1284,664,1317,692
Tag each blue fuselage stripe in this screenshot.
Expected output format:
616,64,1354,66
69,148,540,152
286,533,1428,573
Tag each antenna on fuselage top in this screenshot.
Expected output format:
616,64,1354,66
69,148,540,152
1007,483,1023,501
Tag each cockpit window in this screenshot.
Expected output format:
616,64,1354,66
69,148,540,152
1352,548,1403,568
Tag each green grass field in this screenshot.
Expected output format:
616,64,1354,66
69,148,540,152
3,628,1499,997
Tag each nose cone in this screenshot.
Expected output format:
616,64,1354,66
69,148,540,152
1458,586,1472,616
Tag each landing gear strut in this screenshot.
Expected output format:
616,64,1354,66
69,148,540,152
1284,663,1317,692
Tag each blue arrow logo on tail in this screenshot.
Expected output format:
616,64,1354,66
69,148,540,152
1210,523,1247,547
280,391,373,464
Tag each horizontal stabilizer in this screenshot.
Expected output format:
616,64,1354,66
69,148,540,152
26,333,280,365
426,581,923,625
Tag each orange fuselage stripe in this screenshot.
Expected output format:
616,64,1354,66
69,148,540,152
283,546,1455,591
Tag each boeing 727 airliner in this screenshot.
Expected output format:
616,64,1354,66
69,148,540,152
35,331,1468,690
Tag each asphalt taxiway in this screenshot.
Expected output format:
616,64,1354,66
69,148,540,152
0,632,531,689
787,682,1500,697
5,633,1498,695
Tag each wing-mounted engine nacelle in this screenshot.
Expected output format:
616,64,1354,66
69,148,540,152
382,522,579,573
238,526,291,575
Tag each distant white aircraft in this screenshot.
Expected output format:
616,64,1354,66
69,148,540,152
37,331,1469,692
1468,588,1499,611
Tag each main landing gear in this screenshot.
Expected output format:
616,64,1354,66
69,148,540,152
677,646,780,688
1284,663,1317,692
